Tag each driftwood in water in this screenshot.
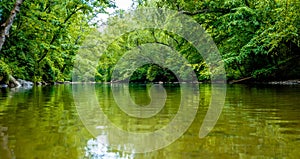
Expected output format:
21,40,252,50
229,77,252,84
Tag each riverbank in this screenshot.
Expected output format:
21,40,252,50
1,79,300,89
230,79,300,85
260,80,300,85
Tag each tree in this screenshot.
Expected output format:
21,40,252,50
0,0,24,87
0,0,24,51
0,0,113,85
142,0,300,81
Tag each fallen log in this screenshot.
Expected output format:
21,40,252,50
8,75,21,88
229,77,252,84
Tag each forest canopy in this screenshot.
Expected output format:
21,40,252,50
0,0,299,85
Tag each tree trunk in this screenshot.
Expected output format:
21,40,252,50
0,0,24,51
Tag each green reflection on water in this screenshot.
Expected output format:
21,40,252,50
0,84,299,159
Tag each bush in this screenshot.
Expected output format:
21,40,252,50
0,60,11,83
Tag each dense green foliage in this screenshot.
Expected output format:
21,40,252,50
0,0,113,83
0,0,299,84
131,0,300,82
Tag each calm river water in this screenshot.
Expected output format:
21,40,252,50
0,84,299,159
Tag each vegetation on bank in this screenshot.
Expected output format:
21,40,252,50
0,0,299,86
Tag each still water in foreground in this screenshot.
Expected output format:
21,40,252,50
0,84,299,159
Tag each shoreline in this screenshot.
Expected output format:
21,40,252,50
1,79,300,89
53,79,300,85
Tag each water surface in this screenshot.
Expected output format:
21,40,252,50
0,84,299,158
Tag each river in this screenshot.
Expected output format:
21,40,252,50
0,84,299,158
